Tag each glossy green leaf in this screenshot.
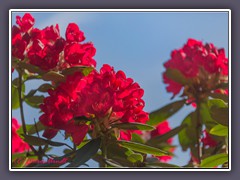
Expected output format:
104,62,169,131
42,71,65,83
118,140,169,156
178,112,197,151
12,157,29,168
12,152,28,161
216,82,228,90
200,102,218,130
146,162,180,168
210,107,228,126
200,153,228,168
165,68,189,85
104,159,124,168
82,67,94,76
37,83,54,92
208,99,227,108
107,142,142,167
127,153,143,163
107,142,134,158
12,85,20,109
24,89,38,98
148,99,185,126
208,92,228,103
210,124,228,137
66,138,101,167
28,121,46,134
111,122,155,131
22,134,48,146
147,124,186,145
18,61,45,74
131,133,144,144
208,99,228,126
25,95,44,108
24,75,42,82
22,134,72,148
12,78,20,87
17,121,46,135
61,66,94,76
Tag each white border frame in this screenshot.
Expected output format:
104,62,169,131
9,9,231,172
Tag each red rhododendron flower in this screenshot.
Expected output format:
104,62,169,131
12,25,28,60
12,13,96,71
12,118,30,153
163,38,228,97
16,13,35,32
201,130,218,147
150,121,175,162
40,64,148,145
64,42,96,67
66,23,85,43
27,39,61,70
43,24,60,41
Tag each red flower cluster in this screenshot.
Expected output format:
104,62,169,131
40,64,149,145
191,130,218,164
150,121,175,162
12,13,96,71
201,130,218,148
163,38,228,96
12,118,30,153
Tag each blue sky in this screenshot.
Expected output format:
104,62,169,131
12,11,229,167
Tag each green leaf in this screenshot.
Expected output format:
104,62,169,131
178,112,197,151
42,71,65,83
200,102,218,130
200,153,228,168
12,157,29,168
82,67,94,76
210,124,228,137
107,142,134,158
148,99,185,126
208,99,228,126
66,138,101,167
208,92,228,103
18,61,45,75
12,78,20,87
165,68,189,85
131,133,144,144
28,121,46,134
17,121,46,135
111,122,155,131
24,75,42,82
24,89,38,98
127,153,143,163
208,99,227,108
118,140,169,156
21,134,72,148
210,107,228,126
73,116,91,124
25,95,44,108
216,82,228,90
146,162,180,168
12,84,20,109
107,142,141,167
104,159,124,168
147,125,186,145
12,152,28,161
21,134,48,146
37,83,54,92
61,66,94,76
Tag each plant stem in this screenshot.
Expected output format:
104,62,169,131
195,98,202,166
101,136,107,168
17,70,27,135
17,70,38,157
